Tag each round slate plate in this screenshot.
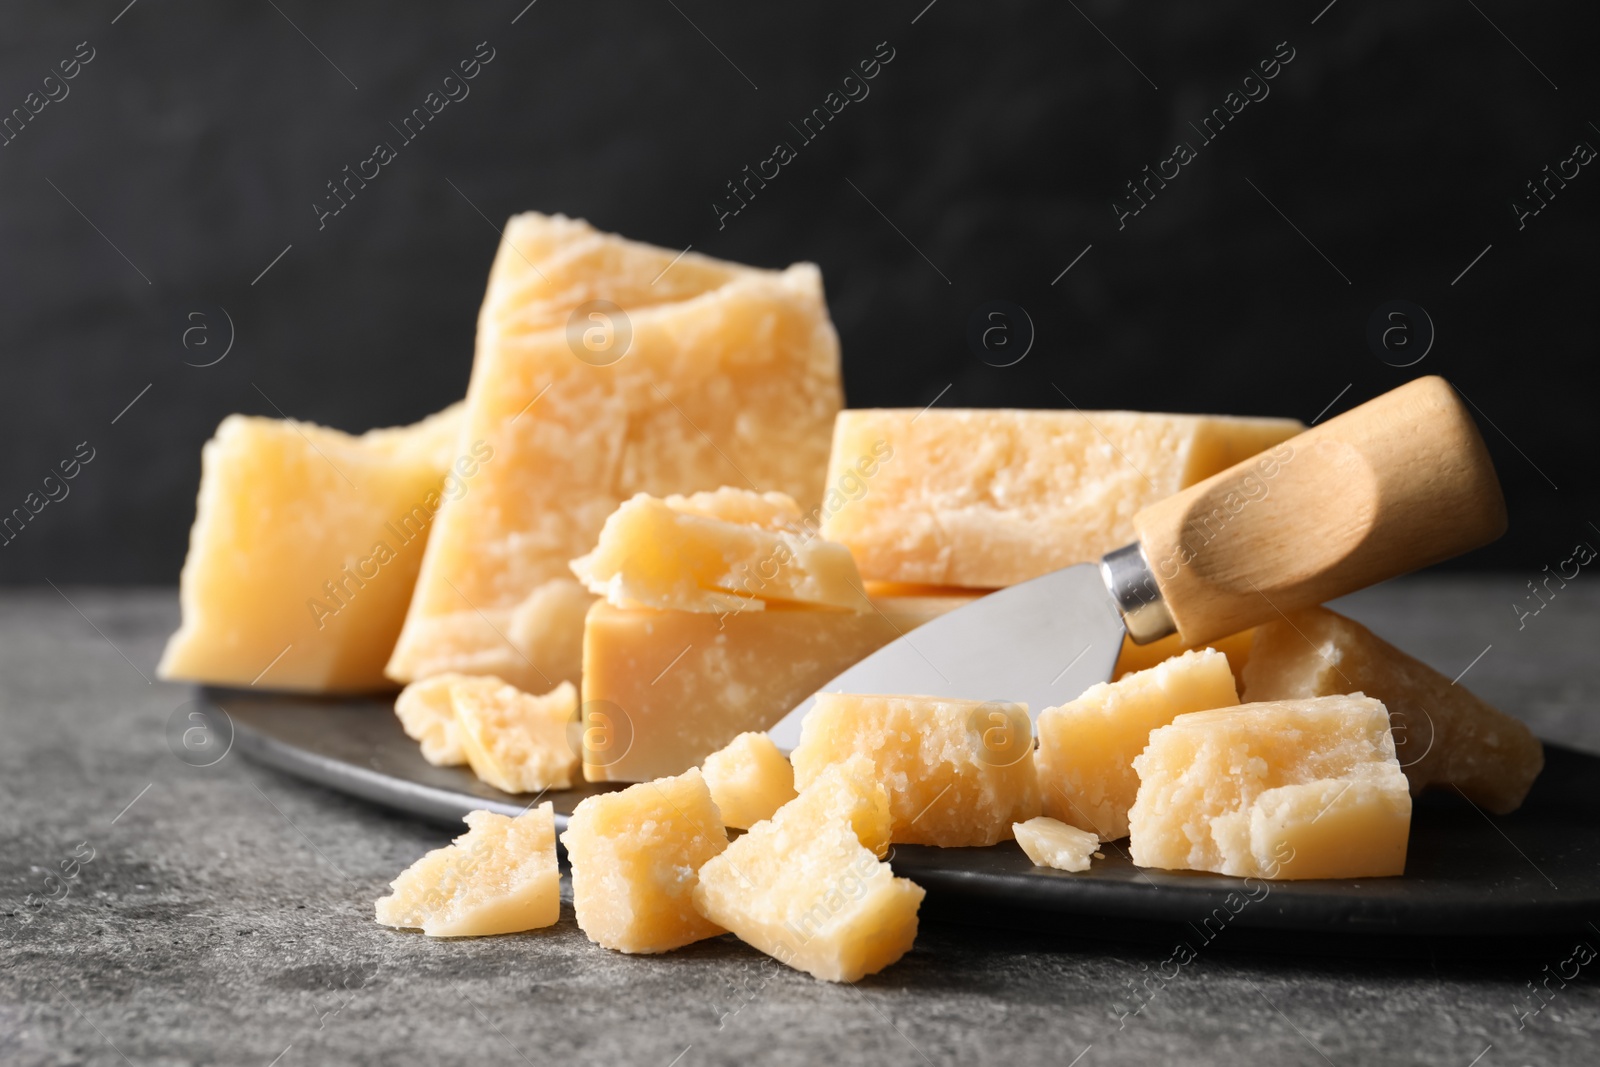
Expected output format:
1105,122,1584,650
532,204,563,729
216,686,1600,941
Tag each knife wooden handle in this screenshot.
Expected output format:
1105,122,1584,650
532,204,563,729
1132,376,1507,646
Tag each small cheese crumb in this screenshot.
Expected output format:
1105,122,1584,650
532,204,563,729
1013,817,1100,872
701,732,798,830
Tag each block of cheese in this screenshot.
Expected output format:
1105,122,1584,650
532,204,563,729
374,804,559,937
692,759,922,982
1037,648,1239,839
388,213,842,692
1128,696,1412,879
158,403,464,692
453,678,579,793
701,732,798,830
791,692,1041,846
571,488,870,613
1013,817,1100,872
559,768,728,953
393,673,476,765
1242,607,1544,813
581,592,980,783
1114,627,1254,688
822,409,1302,588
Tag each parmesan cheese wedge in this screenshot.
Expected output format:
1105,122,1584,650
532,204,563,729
571,488,870,613
821,409,1302,588
158,404,463,692
388,214,842,692
374,805,559,937
1013,817,1100,872
1036,648,1239,840
692,757,922,982
452,678,579,794
791,692,1041,847
1241,607,1543,813
559,768,729,954
1129,696,1412,880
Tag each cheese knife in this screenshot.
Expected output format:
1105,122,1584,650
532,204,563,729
766,375,1507,752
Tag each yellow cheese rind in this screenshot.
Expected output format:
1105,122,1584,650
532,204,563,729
374,805,559,937
580,593,980,783
570,489,870,613
453,678,580,793
389,214,843,692
692,762,922,983
1241,607,1544,814
1013,817,1100,872
158,404,463,692
559,768,729,954
1128,696,1412,879
822,409,1303,588
791,693,1041,847
701,732,798,830
1037,648,1239,840
393,673,476,766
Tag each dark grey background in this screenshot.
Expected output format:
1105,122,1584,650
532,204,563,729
1,0,1593,584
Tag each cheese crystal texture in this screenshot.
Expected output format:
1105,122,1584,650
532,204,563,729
559,768,728,953
1037,648,1239,840
1128,696,1412,880
452,678,579,793
389,214,842,692
393,673,477,765
701,732,798,830
158,404,464,692
1242,607,1543,813
791,692,1041,846
580,593,979,783
374,805,559,937
692,757,922,982
570,488,870,613
822,409,1302,588
1013,817,1100,872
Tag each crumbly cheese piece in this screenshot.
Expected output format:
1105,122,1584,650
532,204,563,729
570,489,870,613
791,692,1041,847
701,732,798,830
1036,648,1239,840
393,673,478,766
559,768,728,954
374,805,559,937
453,678,579,793
158,404,464,692
692,758,921,982
1242,607,1544,814
388,214,842,691
1013,817,1100,872
580,593,979,783
822,408,1302,588
1128,696,1412,880
1113,627,1254,687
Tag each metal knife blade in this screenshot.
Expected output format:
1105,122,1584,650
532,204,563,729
765,563,1125,752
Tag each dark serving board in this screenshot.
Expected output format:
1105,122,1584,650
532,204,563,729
216,686,1600,943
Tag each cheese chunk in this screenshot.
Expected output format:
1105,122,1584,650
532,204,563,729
822,409,1302,588
158,404,464,692
374,805,559,937
1037,648,1239,840
571,488,870,613
1114,627,1254,688
389,214,842,692
791,692,1041,847
1242,607,1544,814
581,593,979,783
692,759,922,982
453,678,579,793
1128,696,1412,879
1013,817,1100,872
559,768,728,953
701,732,798,830
393,673,476,765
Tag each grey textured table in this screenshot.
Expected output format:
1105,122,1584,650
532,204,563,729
2,578,1596,1067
